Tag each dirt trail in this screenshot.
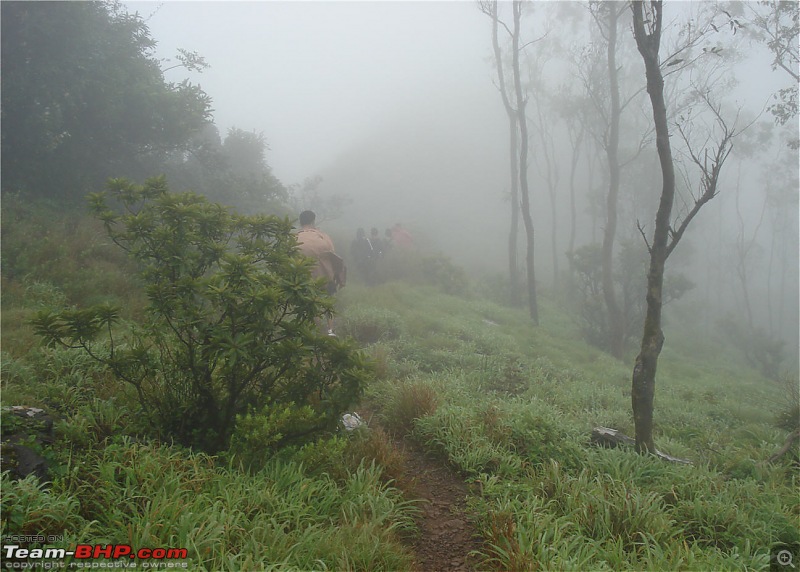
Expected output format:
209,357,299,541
400,439,482,572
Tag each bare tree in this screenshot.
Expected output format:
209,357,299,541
577,1,653,358
630,0,738,453
594,2,628,359
531,93,561,292
512,0,539,323
481,0,540,323
481,0,522,306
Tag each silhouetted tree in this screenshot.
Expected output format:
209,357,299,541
480,0,522,307
1,1,211,202
744,0,799,138
631,0,738,453
511,0,539,324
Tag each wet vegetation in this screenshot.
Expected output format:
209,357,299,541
2,198,798,569
2,1,798,570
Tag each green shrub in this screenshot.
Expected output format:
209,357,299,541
1,473,84,537
32,178,368,452
420,254,469,296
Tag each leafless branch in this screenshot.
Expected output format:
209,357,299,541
636,219,653,253
666,94,738,258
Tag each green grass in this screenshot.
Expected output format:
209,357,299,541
2,442,417,571
341,280,798,570
2,202,798,570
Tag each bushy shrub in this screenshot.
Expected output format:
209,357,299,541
718,317,787,381
32,177,368,452
420,254,469,296
568,241,693,354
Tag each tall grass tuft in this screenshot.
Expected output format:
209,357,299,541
378,378,440,437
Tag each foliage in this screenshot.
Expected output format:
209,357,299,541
3,199,797,571
568,241,694,353
0,194,145,322
355,278,796,570
32,178,367,452
288,175,353,224
774,373,800,432
719,316,786,381
292,426,409,487
1,2,211,201
378,379,440,437
744,1,799,128
1,474,84,537
163,125,289,215
1,442,417,571
339,304,403,344
420,254,469,296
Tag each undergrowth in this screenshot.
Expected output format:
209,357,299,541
340,282,799,571
2,202,798,570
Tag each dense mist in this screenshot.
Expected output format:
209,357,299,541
125,0,798,366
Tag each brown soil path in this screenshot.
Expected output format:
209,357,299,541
400,439,483,572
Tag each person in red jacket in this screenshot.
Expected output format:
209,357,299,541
296,210,345,336
390,222,414,249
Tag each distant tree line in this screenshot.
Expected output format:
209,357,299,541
1,1,286,214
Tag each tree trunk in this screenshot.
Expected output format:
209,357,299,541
601,4,625,359
567,124,582,286
487,0,522,307
631,0,675,454
512,0,539,324
509,119,522,306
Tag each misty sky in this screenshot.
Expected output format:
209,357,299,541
122,1,795,288
125,1,499,185
125,1,785,185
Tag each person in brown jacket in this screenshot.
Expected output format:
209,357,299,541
296,210,345,336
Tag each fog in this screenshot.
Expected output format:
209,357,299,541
125,1,798,364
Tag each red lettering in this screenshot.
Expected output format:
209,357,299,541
74,545,93,559
166,548,188,559
94,545,114,558
112,545,132,558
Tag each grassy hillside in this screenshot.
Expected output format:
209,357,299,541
2,201,798,570
337,280,798,569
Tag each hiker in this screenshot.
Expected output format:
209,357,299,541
383,228,394,252
369,228,384,259
296,210,346,336
390,222,414,249
351,227,377,285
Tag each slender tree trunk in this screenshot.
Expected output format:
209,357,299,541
632,2,735,455
568,128,581,263
631,0,674,454
767,212,776,335
601,4,625,359
534,105,560,293
551,190,558,293
565,130,580,299
508,121,522,306
512,0,539,324
487,0,522,307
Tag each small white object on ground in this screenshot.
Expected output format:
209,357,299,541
341,412,363,431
